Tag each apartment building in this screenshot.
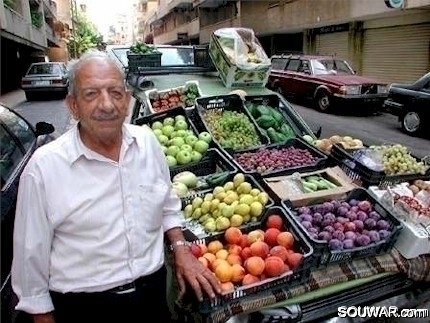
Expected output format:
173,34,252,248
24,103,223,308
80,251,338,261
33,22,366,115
132,0,158,43
145,0,430,84
0,0,69,94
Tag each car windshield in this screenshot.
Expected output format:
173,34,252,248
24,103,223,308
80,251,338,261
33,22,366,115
111,46,195,68
312,59,354,75
27,64,62,75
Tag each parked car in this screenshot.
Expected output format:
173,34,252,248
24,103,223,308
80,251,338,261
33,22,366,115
383,72,430,136
0,103,55,323
267,54,388,113
21,62,69,101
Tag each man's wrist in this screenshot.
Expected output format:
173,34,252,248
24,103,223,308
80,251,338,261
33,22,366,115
169,240,191,252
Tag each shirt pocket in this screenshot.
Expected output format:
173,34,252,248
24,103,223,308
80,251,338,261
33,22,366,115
138,182,169,232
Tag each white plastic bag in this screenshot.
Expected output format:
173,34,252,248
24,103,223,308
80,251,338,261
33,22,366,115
214,28,271,70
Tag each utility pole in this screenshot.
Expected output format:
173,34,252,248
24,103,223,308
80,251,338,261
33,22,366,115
70,0,78,58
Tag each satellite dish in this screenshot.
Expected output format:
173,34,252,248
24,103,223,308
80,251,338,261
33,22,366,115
384,0,404,8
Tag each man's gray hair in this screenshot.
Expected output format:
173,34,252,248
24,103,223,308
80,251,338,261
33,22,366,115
67,50,126,96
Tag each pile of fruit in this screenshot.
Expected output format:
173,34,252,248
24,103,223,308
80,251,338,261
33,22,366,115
201,109,262,150
233,146,319,174
294,198,394,250
190,218,305,292
245,102,295,143
393,180,430,217
149,83,201,112
183,173,270,232
300,175,338,193
303,135,364,154
148,115,212,167
171,171,232,198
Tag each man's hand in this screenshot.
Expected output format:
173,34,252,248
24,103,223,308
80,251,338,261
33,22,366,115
173,246,221,302
33,313,55,323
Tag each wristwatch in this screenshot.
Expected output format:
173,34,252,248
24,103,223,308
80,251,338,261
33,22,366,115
169,240,191,251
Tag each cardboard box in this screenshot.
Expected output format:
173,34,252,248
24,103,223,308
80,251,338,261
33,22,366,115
263,166,358,207
209,33,270,88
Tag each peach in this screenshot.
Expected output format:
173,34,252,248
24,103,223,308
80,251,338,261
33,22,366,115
231,264,246,283
264,228,281,246
216,249,229,260
198,257,209,268
240,247,252,261
276,231,294,249
283,264,291,273
227,254,242,266
215,262,234,283
266,214,284,230
244,256,265,276
212,258,229,270
269,245,289,262
286,252,303,269
224,227,243,245
239,234,249,248
227,244,242,256
220,281,235,293
207,240,224,254
247,230,265,244
250,241,270,259
264,256,285,277
242,274,260,286
202,252,217,265
190,244,203,258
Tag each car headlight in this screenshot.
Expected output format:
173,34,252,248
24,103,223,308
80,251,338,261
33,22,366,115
340,85,360,95
377,85,388,94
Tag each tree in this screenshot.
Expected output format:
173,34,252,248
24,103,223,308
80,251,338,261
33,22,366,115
68,13,103,58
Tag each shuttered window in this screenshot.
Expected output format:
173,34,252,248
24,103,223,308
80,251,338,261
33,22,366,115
315,32,349,61
362,23,430,84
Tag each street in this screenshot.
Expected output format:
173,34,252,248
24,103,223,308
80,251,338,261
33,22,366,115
12,98,429,159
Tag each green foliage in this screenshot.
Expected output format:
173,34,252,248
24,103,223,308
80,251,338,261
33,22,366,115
67,12,104,58
31,11,43,28
4,0,15,8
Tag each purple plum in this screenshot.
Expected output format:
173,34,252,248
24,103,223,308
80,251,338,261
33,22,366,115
364,218,377,230
357,211,368,222
344,231,357,240
323,202,335,213
376,219,390,230
308,227,319,235
368,211,381,222
355,234,371,246
328,239,344,250
298,206,311,214
346,211,358,221
299,213,313,223
312,212,323,225
317,231,332,242
378,230,391,240
343,239,355,249
336,217,349,224
353,220,364,232
368,230,381,243
333,222,345,232
358,200,372,212
340,201,351,210
330,200,341,210
350,206,359,213
349,199,360,206
336,206,349,217
332,230,345,241
301,221,313,230
323,225,335,234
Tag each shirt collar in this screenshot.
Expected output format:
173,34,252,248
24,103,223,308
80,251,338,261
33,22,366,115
68,123,137,165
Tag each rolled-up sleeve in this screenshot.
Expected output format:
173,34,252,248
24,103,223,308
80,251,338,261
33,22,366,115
11,169,54,314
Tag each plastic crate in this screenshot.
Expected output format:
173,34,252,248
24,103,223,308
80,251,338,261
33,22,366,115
181,173,276,239
193,44,214,69
189,206,314,313
145,80,203,114
193,94,270,153
330,144,430,189
243,94,304,141
228,137,328,178
281,187,403,268
127,52,162,71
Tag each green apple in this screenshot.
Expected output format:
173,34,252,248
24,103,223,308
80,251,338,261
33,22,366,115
184,135,198,146
157,134,169,146
162,125,175,137
161,145,168,155
174,120,188,131
169,131,177,139
163,117,175,126
191,151,203,163
169,137,185,148
181,144,193,152
176,150,192,165
194,140,209,154
198,131,212,143
153,129,163,136
152,121,163,130
166,155,177,167
166,145,180,157
175,115,186,123
176,129,188,137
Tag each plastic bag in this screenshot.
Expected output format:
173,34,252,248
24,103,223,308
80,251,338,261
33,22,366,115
214,28,271,70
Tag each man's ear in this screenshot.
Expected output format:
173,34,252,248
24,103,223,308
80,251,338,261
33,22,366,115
66,94,79,120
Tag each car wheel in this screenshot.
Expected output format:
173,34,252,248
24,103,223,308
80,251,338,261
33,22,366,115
24,92,35,101
315,90,332,112
401,110,422,136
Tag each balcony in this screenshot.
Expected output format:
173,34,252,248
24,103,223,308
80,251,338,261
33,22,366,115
154,17,199,44
3,7,47,48
167,0,193,11
45,24,60,46
195,0,227,8
43,0,57,18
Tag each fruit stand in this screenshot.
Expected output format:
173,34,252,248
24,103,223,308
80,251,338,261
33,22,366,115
124,30,430,323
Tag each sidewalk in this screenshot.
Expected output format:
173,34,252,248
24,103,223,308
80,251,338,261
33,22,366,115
0,89,26,108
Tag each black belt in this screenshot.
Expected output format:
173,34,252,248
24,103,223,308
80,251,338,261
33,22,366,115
106,268,163,294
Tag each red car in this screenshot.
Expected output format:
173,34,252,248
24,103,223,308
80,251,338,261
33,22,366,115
268,54,388,113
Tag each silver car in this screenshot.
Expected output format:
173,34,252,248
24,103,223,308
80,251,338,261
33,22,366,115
21,62,69,101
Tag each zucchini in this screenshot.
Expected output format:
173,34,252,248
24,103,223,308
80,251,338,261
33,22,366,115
256,115,277,129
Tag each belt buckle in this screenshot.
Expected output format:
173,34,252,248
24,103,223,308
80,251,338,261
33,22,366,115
112,281,136,294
